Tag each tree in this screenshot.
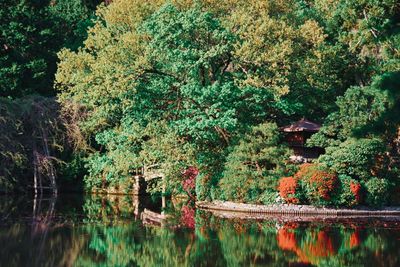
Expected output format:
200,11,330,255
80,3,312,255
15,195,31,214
0,0,100,192
0,0,99,97
312,0,400,76
218,122,292,203
56,2,282,195
0,0,61,97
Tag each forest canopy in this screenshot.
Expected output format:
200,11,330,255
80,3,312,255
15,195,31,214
1,0,400,206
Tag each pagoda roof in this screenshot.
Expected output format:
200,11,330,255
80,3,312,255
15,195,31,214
282,118,321,133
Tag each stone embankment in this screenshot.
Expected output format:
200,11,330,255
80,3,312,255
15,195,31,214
196,201,400,217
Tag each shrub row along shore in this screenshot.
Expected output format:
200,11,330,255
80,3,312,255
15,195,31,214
196,201,400,217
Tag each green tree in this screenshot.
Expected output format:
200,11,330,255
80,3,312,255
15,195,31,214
0,0,61,97
0,0,99,97
218,122,292,203
56,2,284,195
312,0,400,76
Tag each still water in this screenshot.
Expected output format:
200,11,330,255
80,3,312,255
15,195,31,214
0,194,400,267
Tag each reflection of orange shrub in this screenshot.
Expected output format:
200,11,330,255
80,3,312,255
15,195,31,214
277,227,337,265
278,177,299,204
294,230,337,265
284,222,300,229
277,228,297,251
233,222,246,234
349,230,361,248
305,231,336,257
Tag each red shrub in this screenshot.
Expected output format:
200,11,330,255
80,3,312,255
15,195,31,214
350,181,362,203
294,163,338,204
278,176,300,204
309,170,338,201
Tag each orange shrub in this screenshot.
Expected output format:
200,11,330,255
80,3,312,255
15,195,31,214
278,176,300,204
278,163,339,205
295,163,338,205
350,181,362,203
309,170,338,200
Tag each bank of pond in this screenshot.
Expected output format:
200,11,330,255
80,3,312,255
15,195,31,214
0,194,400,267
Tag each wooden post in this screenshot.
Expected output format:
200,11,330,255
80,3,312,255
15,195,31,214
162,174,166,210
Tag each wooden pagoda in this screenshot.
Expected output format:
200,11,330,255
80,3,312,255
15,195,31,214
281,118,324,162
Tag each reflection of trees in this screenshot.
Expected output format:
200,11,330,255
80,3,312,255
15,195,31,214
82,194,139,223
75,223,229,267
196,212,294,267
76,197,400,267
76,197,227,266
31,196,57,266
2,195,399,266
0,196,86,267
75,223,141,267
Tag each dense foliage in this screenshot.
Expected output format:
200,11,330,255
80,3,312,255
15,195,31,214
0,0,102,192
54,0,400,206
0,0,102,97
218,122,292,203
1,0,399,207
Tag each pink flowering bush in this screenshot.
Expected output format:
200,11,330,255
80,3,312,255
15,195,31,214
182,166,199,199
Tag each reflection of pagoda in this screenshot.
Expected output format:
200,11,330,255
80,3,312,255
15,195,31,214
281,118,324,163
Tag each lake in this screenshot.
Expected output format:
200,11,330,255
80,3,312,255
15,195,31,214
0,194,399,267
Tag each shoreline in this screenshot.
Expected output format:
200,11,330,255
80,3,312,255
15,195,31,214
196,201,400,217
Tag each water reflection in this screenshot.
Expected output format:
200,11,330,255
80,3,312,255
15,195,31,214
0,194,399,267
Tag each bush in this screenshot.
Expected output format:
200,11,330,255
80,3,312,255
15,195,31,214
337,175,362,207
294,163,315,180
296,163,338,206
318,138,385,180
278,177,300,204
365,178,389,207
196,173,212,201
